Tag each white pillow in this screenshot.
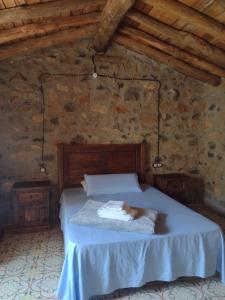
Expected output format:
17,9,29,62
84,173,142,196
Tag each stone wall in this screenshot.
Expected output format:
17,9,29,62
0,39,223,224
198,80,225,212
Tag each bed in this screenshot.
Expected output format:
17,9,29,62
56,143,225,300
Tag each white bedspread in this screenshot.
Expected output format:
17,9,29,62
70,199,156,234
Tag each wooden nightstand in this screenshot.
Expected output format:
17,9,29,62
0,225,3,240
12,181,51,233
154,173,191,205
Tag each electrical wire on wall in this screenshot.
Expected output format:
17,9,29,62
153,80,163,169
39,75,47,173
38,54,163,172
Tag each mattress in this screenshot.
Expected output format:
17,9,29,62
56,185,225,300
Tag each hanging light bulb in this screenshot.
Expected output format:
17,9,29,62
91,54,98,79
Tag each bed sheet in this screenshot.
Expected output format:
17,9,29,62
56,185,225,300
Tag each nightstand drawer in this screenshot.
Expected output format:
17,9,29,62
17,191,46,204
166,180,184,193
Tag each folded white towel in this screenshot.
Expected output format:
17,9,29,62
99,200,129,212
97,207,138,221
98,207,128,215
96,200,158,224
97,211,133,221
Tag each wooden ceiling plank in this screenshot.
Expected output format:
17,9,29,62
180,0,215,11
70,9,83,16
114,33,221,86
0,0,6,9
40,0,58,2
13,20,24,26
149,7,178,26
93,0,136,52
26,0,42,4
179,0,198,5
119,25,225,78
0,24,97,61
126,11,225,69
83,2,104,14
14,0,26,5
187,1,225,25
59,10,71,17
0,0,106,26
217,0,225,10
203,2,224,16
180,0,225,19
3,0,16,8
0,13,100,46
2,22,14,29
139,0,225,45
22,18,32,25
217,11,225,25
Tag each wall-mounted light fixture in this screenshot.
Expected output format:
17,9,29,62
91,54,98,79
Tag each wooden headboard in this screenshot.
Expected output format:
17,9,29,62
57,143,146,193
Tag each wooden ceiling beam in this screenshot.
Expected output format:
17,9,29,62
126,11,225,69
93,0,136,52
119,26,225,78
0,0,5,9
114,33,221,86
0,0,106,26
0,13,100,46
217,0,225,10
139,0,225,46
0,24,96,61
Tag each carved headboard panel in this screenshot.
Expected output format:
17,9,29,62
57,143,146,194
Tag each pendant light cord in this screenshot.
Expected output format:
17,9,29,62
39,58,162,169
39,74,46,164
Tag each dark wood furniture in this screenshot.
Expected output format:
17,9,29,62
58,143,146,194
0,225,3,240
0,189,3,239
154,173,191,205
12,181,51,233
154,173,225,230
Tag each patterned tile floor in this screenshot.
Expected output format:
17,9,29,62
0,227,225,300
0,227,64,300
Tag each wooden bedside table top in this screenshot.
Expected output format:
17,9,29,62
13,181,51,189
